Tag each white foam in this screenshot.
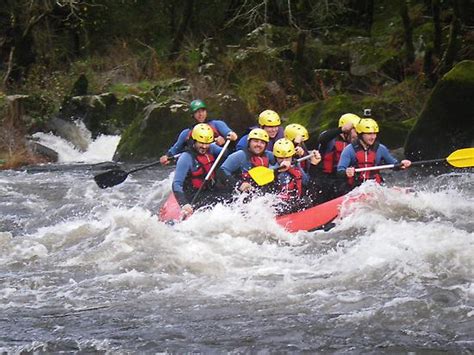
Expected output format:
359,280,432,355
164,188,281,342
32,131,120,163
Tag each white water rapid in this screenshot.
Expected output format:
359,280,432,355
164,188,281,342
0,134,472,353
32,129,120,163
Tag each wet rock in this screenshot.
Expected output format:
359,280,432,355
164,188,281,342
405,60,474,160
26,140,58,163
58,93,146,137
113,100,191,162
113,95,253,162
285,95,412,149
46,117,90,152
205,94,254,135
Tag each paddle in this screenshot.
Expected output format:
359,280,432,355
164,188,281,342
94,154,181,189
189,139,231,205
354,147,474,173
248,153,316,186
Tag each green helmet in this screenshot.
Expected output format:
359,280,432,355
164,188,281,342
190,99,207,113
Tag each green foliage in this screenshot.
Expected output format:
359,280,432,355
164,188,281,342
109,81,156,99
2,0,472,163
285,102,319,128
234,77,267,114
285,95,359,146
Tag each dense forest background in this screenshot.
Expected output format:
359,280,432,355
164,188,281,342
1,0,473,165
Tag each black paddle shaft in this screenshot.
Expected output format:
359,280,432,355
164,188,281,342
94,161,162,189
410,158,445,167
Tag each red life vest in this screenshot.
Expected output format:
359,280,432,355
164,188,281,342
322,138,347,174
187,122,220,140
348,142,382,186
190,153,216,189
277,167,303,200
241,154,270,181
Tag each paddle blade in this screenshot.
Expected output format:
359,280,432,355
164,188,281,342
446,148,474,168
94,169,129,188
248,166,275,186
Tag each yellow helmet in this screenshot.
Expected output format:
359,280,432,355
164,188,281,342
258,110,281,127
191,123,214,143
273,138,295,158
338,113,361,128
247,128,270,143
356,118,379,134
284,123,309,142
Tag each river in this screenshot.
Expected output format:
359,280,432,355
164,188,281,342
1,133,473,353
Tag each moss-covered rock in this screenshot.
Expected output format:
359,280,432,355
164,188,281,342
59,93,146,137
285,95,359,147
203,94,254,136
285,93,415,149
114,100,191,162
405,60,474,160
303,40,351,71
113,94,253,161
378,120,413,149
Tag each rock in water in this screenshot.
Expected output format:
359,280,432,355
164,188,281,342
405,60,474,160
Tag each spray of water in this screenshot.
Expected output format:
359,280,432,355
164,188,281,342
32,131,120,163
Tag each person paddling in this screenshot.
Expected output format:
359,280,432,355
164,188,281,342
160,99,238,165
337,117,411,188
217,128,277,193
235,110,284,152
172,123,225,217
271,138,321,213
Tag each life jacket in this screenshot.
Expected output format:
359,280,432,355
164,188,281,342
186,121,220,140
189,152,216,189
322,138,347,174
241,153,270,181
277,167,303,200
348,141,382,186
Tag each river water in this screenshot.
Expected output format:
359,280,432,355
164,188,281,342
0,134,473,353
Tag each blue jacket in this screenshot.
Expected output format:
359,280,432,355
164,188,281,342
172,144,223,205
337,141,398,173
167,120,233,156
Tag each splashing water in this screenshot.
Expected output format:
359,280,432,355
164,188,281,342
0,153,473,352
32,131,120,163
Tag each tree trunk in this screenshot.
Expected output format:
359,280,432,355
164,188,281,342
400,0,415,65
364,0,375,34
435,0,462,77
295,31,306,63
431,0,441,56
168,0,195,60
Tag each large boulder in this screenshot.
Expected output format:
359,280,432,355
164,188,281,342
113,95,254,162
58,93,146,137
285,95,359,148
46,117,90,151
204,94,254,136
113,100,191,162
285,94,413,149
26,140,58,162
405,60,474,160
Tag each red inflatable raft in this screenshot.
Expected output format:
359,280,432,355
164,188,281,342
158,193,351,233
